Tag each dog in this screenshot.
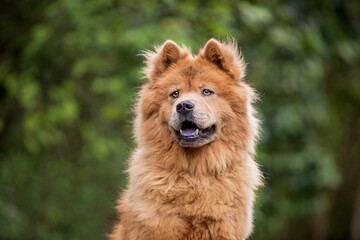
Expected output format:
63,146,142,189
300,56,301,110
110,39,262,240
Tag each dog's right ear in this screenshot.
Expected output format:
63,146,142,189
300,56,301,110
142,40,190,81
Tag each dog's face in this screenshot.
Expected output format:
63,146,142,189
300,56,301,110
168,90,217,147
138,39,254,149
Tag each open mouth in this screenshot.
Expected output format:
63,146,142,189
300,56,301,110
175,121,216,147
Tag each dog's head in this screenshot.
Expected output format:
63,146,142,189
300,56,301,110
137,39,258,150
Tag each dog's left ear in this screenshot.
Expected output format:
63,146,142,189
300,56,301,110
201,39,246,81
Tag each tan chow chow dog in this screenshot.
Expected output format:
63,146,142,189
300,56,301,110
110,39,262,240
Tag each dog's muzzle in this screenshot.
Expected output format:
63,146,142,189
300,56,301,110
173,101,216,147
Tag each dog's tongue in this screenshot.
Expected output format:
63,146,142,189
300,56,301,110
180,128,198,137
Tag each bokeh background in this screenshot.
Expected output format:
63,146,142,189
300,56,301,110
1,0,360,239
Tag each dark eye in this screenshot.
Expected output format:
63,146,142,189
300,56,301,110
202,89,213,96
170,91,179,98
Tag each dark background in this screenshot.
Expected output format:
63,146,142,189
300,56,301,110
1,0,360,239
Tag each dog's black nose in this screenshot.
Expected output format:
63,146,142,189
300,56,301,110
176,101,194,115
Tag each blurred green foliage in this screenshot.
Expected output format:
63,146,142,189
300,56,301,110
1,0,359,239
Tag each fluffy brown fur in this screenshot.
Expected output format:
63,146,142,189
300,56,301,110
110,39,262,240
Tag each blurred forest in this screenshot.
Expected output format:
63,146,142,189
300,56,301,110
1,0,360,239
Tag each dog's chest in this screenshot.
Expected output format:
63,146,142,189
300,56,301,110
158,174,237,218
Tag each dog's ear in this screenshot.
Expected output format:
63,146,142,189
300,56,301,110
161,41,182,69
201,39,246,81
142,40,190,81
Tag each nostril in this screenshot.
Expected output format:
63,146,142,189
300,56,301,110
176,104,182,111
185,102,194,110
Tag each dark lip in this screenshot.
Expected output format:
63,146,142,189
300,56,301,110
175,120,216,146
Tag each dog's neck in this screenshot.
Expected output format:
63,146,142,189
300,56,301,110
143,139,251,176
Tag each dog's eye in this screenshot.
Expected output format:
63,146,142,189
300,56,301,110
202,89,213,96
170,91,179,98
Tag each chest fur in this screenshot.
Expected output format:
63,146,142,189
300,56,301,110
155,173,239,219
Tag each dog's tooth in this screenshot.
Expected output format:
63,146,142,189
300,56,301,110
180,130,184,136
195,129,199,135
